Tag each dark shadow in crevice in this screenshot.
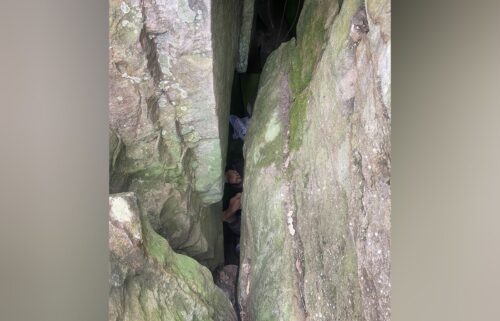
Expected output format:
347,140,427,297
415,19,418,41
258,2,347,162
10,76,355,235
247,0,304,73
222,0,305,268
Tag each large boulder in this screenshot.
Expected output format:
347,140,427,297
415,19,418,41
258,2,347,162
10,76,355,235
238,0,391,320
109,0,242,266
109,193,237,321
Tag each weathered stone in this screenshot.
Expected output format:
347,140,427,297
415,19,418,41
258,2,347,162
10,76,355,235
215,265,239,308
237,0,255,72
109,193,237,321
109,0,242,263
250,0,296,71
238,0,391,320
109,128,128,193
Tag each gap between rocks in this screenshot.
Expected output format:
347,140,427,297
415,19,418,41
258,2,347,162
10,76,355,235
214,0,305,318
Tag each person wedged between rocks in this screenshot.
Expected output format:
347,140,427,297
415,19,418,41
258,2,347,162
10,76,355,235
222,159,244,261
223,159,243,234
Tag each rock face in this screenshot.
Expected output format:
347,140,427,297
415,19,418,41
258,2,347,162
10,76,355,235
109,0,242,267
109,193,237,321
215,265,239,308
237,0,255,73
238,0,391,320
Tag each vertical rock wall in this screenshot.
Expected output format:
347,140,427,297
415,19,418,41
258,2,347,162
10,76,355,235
239,0,391,320
109,193,237,321
109,0,243,268
237,0,256,72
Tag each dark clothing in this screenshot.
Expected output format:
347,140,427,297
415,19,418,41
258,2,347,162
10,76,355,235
225,218,241,236
223,223,240,265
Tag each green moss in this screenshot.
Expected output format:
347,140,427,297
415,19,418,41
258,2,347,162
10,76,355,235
254,111,285,168
288,91,309,150
288,3,362,109
255,130,284,169
124,162,165,177
289,0,339,94
250,252,294,321
286,0,363,152
172,255,209,287
327,191,364,319
141,211,213,294
244,43,292,170
239,1,375,320
138,210,236,320
141,215,174,265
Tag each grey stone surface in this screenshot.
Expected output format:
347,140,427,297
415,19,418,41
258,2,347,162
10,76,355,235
238,0,391,320
109,0,242,265
109,192,237,321
237,0,255,72
215,265,239,308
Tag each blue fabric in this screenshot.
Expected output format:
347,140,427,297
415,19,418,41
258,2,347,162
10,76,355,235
229,115,249,140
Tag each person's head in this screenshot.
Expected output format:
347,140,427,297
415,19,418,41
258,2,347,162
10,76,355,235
225,169,242,185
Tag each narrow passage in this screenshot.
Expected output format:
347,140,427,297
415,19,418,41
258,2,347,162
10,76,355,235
222,0,304,267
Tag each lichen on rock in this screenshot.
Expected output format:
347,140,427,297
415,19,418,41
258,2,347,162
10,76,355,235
239,0,391,320
109,0,243,265
109,192,237,321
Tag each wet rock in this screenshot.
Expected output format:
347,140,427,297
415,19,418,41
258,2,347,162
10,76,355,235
239,0,391,320
109,0,243,266
109,192,237,321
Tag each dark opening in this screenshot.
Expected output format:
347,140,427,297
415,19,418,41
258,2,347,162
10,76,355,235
222,0,304,267
247,0,304,72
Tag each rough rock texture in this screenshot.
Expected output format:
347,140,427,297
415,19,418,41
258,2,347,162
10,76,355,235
215,265,239,308
238,0,391,320
109,193,237,321
109,0,242,266
237,0,255,72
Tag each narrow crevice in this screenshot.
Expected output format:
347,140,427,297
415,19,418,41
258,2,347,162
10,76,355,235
247,0,304,72
109,0,391,319
221,0,305,268
139,27,162,85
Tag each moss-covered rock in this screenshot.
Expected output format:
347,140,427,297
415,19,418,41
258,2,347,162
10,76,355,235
109,193,237,321
109,0,243,265
239,0,391,320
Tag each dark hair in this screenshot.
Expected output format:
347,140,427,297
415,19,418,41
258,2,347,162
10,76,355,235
225,158,244,178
